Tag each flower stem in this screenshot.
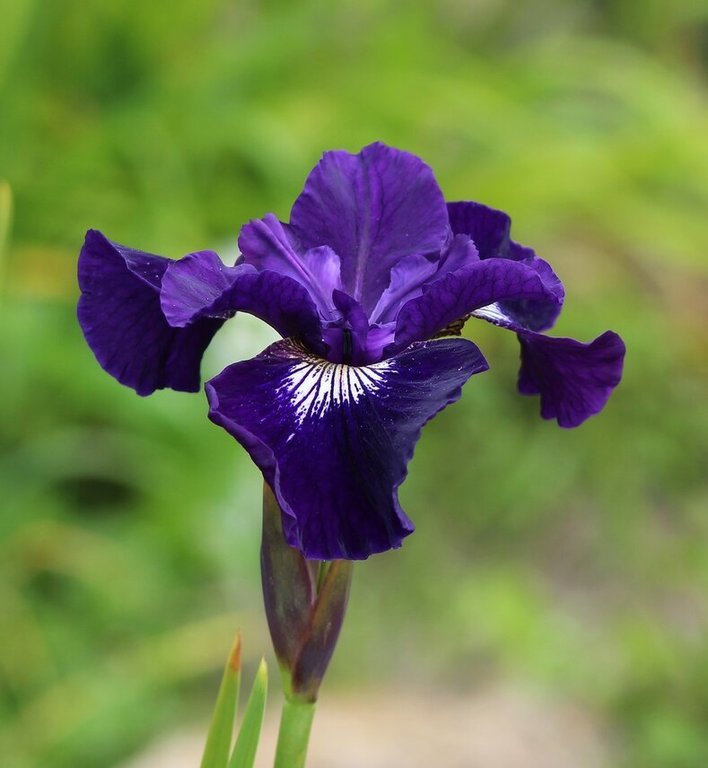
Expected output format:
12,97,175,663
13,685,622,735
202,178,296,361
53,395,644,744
273,696,316,768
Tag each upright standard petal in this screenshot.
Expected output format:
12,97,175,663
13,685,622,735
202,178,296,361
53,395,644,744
160,249,324,351
517,330,626,428
206,337,489,560
447,200,535,262
77,230,223,396
290,142,450,312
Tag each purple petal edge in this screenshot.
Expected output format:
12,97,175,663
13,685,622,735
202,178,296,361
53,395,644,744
160,249,324,348
77,229,222,396
518,330,626,428
390,256,564,354
206,337,489,560
290,142,450,313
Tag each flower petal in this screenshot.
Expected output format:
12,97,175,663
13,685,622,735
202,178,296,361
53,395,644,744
447,201,535,262
447,201,564,331
320,290,373,365
369,253,440,325
238,214,342,318
517,330,625,427
158,248,249,325
206,337,489,560
290,142,449,313
461,273,623,428
447,201,514,259
390,257,564,353
77,230,223,396
160,249,324,349
497,256,564,331
436,234,481,275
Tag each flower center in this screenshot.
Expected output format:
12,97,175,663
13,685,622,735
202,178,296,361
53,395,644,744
341,328,353,365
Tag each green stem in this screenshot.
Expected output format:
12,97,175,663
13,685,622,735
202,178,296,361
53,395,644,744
273,696,316,768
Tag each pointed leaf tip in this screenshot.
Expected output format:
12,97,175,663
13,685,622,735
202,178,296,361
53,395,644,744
228,632,242,672
228,658,268,768
200,637,243,768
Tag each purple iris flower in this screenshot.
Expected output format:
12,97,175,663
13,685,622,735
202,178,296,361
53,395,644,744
78,143,625,560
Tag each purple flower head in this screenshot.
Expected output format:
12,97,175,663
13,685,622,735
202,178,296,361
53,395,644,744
78,143,625,560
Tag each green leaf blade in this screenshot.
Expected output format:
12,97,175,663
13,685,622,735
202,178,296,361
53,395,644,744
0,180,12,299
228,658,268,768
200,633,242,768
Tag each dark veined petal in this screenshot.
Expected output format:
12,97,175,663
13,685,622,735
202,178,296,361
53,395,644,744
160,249,324,350
206,337,489,560
497,256,564,331
77,229,223,396
517,330,625,428
446,201,621,424
290,142,449,313
447,201,514,259
447,201,535,262
461,277,623,427
447,201,564,331
389,257,564,354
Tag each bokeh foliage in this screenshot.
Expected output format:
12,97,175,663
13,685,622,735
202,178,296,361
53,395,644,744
1,1,707,766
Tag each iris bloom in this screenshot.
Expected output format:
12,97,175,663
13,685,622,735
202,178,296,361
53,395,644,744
78,143,625,560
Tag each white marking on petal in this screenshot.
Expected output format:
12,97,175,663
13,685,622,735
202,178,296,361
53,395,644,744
276,343,392,425
472,302,509,326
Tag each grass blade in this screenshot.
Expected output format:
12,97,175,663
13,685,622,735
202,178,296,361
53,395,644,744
200,633,242,768
0,181,11,300
228,658,268,768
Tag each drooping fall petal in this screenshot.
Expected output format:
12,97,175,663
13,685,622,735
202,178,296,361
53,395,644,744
206,337,488,559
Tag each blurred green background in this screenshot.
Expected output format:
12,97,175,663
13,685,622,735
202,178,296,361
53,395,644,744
1,0,707,766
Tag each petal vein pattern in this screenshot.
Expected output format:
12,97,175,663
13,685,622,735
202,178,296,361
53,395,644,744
206,337,488,560
282,356,389,427
77,230,224,395
289,142,450,312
